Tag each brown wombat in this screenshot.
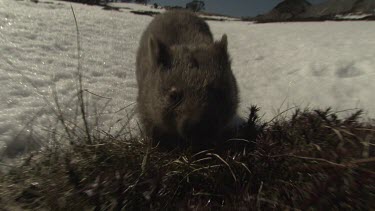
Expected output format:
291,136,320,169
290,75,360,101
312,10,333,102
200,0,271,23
136,10,238,148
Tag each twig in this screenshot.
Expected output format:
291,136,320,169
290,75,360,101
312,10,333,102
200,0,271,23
267,106,297,124
0,162,15,168
71,5,92,144
276,154,375,176
51,81,73,140
207,153,237,182
349,157,375,165
256,181,263,211
113,102,136,114
285,154,347,168
84,89,112,100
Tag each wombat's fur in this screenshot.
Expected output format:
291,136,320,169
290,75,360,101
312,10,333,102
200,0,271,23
136,10,238,148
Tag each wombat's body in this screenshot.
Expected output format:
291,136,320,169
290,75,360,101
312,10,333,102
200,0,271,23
136,10,238,148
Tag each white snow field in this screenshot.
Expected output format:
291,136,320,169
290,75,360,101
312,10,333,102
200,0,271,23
1,0,375,154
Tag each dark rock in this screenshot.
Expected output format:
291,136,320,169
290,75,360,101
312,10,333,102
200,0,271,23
254,0,375,23
256,0,311,22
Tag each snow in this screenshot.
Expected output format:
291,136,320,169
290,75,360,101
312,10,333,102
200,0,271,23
335,13,372,19
1,0,375,155
217,21,375,119
198,14,240,21
109,2,165,13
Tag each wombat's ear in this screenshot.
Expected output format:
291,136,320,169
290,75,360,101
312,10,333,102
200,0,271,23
148,35,171,68
215,34,231,67
214,34,228,52
219,34,228,50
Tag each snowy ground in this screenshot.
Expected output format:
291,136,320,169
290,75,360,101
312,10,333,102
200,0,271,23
335,13,373,19
1,0,375,155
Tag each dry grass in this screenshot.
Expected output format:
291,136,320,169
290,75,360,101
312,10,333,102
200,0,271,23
1,107,374,210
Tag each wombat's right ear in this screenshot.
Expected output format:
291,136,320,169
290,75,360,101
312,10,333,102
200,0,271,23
148,35,171,68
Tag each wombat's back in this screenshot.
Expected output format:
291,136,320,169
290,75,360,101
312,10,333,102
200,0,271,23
140,10,213,47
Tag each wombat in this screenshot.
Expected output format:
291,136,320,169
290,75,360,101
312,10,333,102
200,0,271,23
136,10,238,148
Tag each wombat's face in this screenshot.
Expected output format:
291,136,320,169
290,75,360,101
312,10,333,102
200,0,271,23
148,35,238,140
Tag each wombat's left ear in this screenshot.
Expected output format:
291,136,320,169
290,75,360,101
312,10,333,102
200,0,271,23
215,34,228,51
148,35,171,68
220,34,228,50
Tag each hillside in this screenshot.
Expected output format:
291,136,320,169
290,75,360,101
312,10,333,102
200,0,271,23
302,0,375,17
255,0,312,21
255,0,375,22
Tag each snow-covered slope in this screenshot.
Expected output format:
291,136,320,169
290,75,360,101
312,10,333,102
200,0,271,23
1,0,375,154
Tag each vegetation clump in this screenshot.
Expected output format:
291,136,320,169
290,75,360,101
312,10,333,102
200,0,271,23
0,107,374,210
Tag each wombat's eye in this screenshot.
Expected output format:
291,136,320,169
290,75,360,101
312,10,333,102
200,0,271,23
188,58,199,69
168,88,183,105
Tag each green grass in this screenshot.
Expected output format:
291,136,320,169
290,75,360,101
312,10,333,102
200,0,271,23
1,106,374,210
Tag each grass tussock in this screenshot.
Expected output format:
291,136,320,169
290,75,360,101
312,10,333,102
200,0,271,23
1,107,374,210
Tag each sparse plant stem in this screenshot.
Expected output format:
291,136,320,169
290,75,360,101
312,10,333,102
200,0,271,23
71,5,92,144
51,82,73,141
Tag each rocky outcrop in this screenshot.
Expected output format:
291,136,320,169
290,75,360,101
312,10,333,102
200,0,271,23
254,0,375,22
351,0,375,13
302,0,375,18
256,0,312,21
